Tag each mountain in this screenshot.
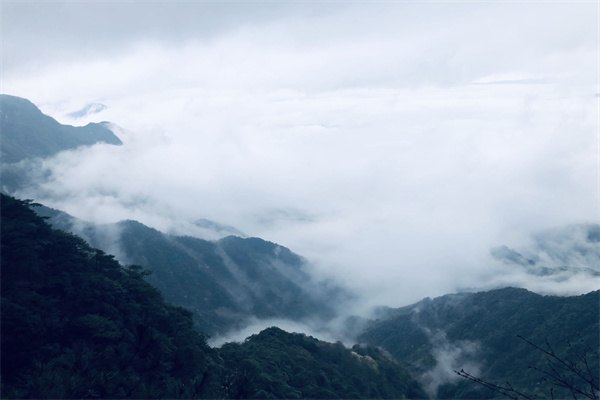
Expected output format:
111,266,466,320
67,102,108,118
358,287,599,398
0,94,121,164
3,94,596,399
35,205,344,336
193,218,246,238
218,326,426,399
1,193,424,398
0,94,123,194
1,94,342,336
1,194,221,398
491,224,600,277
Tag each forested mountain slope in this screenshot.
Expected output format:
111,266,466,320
1,194,424,398
219,327,426,399
359,288,599,398
0,194,221,398
35,205,342,335
1,94,343,336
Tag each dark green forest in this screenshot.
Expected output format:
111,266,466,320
359,288,600,398
219,327,424,399
0,194,424,398
35,205,343,336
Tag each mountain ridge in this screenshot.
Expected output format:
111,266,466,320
34,203,345,336
1,193,424,398
358,287,599,398
3,94,598,399
0,94,122,164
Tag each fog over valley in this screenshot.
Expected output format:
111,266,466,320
1,2,598,398
3,1,598,310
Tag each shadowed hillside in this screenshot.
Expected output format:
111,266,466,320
359,288,599,398
34,205,345,335
0,194,424,399
0,94,121,163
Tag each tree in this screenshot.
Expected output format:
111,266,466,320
455,335,599,400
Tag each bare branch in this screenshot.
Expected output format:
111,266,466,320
455,336,598,400
454,369,535,400
517,335,598,391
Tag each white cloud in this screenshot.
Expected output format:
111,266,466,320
4,1,598,308
421,332,481,396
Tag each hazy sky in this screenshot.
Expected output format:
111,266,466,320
2,1,598,307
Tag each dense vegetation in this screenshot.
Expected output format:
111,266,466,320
359,288,600,398
36,206,343,335
1,194,424,398
219,327,426,399
1,194,221,398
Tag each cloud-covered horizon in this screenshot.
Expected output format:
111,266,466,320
2,1,598,307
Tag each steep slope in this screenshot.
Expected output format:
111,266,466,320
1,94,342,335
35,206,344,336
358,288,599,398
1,194,425,399
0,94,123,194
0,94,122,163
0,194,222,398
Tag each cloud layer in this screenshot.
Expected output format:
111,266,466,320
3,1,598,307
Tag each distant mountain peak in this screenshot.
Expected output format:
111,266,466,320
67,102,108,118
491,224,600,277
0,94,122,164
193,218,246,237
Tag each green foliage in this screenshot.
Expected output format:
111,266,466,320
1,194,220,398
1,194,425,398
359,288,600,398
42,212,343,336
218,327,426,399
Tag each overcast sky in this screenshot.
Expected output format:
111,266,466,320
2,1,599,307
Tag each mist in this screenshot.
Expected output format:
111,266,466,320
3,2,598,309
421,331,481,396
208,317,351,348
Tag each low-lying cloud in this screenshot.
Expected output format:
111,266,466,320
421,331,481,396
3,2,598,309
